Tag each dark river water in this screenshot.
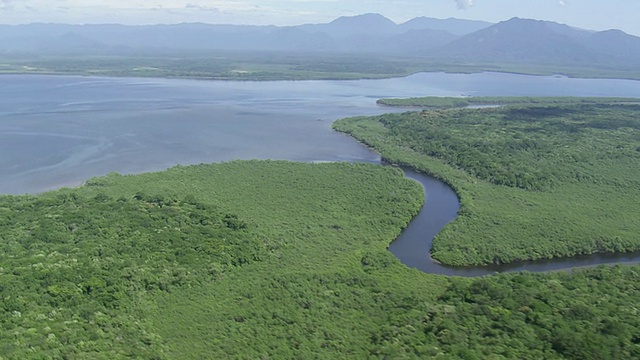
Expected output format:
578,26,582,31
3,72,640,276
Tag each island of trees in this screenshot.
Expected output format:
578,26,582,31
334,98,640,266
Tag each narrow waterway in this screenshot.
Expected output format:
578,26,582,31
388,168,640,276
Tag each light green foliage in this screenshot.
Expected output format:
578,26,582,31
334,101,640,265
422,265,640,359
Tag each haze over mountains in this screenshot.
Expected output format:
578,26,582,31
1,13,639,70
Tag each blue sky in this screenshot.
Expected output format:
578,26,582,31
1,0,639,36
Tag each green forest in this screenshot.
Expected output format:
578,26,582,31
2,159,640,359
333,100,640,266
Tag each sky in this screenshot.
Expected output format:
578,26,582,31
1,0,639,36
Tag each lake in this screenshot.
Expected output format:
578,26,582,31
3,72,640,195
3,72,640,275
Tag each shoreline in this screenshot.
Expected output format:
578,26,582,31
3,68,640,83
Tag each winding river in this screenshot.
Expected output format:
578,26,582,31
393,169,640,276
2,73,640,276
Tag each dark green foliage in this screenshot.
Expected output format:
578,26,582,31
377,104,640,190
334,100,640,265
429,266,640,360
148,259,640,359
0,192,257,358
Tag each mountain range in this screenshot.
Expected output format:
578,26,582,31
1,13,639,70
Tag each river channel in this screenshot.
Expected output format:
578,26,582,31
2,72,640,276
393,169,640,276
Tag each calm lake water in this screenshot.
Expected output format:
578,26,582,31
2,72,640,275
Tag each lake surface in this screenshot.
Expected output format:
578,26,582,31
3,72,640,276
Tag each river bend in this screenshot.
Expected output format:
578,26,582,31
389,168,640,276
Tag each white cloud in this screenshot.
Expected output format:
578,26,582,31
0,0,14,9
184,3,220,12
0,0,324,25
454,0,475,10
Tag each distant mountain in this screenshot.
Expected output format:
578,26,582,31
580,29,640,61
299,13,400,37
0,14,466,55
399,17,491,36
428,18,640,69
293,13,465,53
1,14,639,72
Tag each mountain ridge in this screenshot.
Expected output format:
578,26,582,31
428,17,640,68
1,14,639,72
